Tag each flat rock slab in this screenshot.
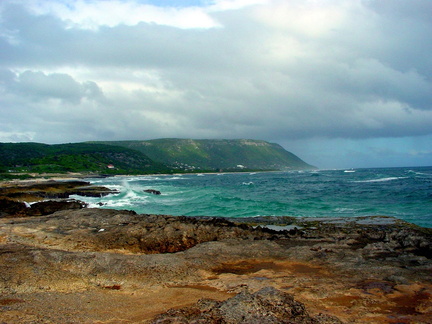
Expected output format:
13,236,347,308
0,209,431,323
0,180,118,204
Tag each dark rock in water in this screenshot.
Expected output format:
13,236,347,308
151,287,342,323
27,200,87,216
144,189,161,195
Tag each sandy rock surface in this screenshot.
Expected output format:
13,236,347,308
0,207,430,323
0,181,431,323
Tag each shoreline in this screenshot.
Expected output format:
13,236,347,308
2,172,432,229
0,179,431,322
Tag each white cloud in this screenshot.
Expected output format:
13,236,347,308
254,0,351,38
209,0,268,11
23,0,220,29
0,131,36,143
1,0,432,167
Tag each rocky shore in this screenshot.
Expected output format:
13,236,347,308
0,180,431,323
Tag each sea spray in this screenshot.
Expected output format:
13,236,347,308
79,167,432,228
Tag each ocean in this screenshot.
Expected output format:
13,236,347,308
77,166,432,228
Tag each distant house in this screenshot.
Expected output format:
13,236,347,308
107,164,115,169
237,164,246,169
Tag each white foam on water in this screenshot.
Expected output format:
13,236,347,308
162,176,184,180
103,199,131,208
242,182,254,185
103,184,124,190
334,207,356,213
407,169,432,177
86,202,103,208
354,177,407,183
124,190,140,199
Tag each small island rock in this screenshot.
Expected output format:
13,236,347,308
144,189,161,195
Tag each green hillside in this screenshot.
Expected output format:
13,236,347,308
94,139,316,171
0,139,315,179
0,142,167,177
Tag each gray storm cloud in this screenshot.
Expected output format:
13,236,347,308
0,0,431,167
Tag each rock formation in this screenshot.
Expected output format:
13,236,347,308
144,189,162,195
0,180,116,217
0,180,431,323
152,287,342,323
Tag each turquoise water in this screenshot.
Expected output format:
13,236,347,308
78,166,432,228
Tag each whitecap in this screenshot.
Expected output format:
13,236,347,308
354,177,407,183
86,202,102,208
406,170,432,177
124,190,140,199
103,199,137,208
103,184,124,190
163,176,184,180
334,207,356,213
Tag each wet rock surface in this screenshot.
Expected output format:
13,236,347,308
0,180,117,217
144,189,162,195
0,180,117,203
0,181,431,323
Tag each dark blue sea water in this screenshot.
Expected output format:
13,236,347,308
78,166,432,228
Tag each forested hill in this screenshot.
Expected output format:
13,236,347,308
0,139,315,177
93,139,316,171
0,142,167,176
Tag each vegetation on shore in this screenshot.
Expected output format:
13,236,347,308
0,142,168,179
92,138,316,171
1,139,315,179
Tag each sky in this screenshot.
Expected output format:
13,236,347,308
1,0,431,169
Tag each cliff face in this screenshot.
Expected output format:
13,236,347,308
97,138,316,171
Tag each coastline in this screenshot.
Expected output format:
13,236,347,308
0,178,431,323
0,172,95,187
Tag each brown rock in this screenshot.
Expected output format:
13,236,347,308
27,200,87,216
0,197,27,217
0,180,118,201
0,208,431,323
151,287,342,323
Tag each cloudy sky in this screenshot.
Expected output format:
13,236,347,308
1,0,431,169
